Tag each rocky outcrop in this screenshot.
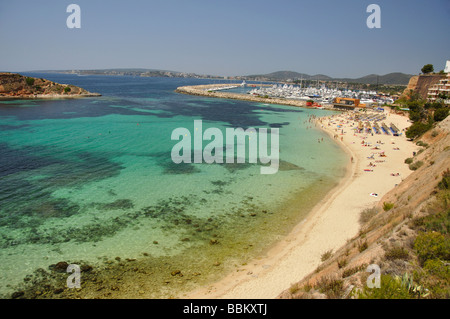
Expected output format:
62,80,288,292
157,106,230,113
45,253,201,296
401,74,445,100
0,73,101,99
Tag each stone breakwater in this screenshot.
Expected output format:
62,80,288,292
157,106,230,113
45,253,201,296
176,84,318,108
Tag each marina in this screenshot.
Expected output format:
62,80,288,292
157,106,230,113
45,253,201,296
246,83,394,106
204,81,395,108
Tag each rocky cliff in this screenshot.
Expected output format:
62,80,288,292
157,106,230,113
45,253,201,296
401,74,445,100
0,73,100,99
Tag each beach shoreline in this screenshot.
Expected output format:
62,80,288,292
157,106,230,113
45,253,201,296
186,108,418,299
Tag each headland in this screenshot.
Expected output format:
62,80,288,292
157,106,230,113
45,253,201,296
0,72,101,99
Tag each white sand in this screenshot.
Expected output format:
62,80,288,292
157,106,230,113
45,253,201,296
187,109,419,299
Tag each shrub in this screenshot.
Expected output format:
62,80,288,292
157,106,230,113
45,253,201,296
315,275,344,299
342,264,367,278
431,130,439,137
409,161,424,171
357,275,413,299
359,207,378,224
321,250,333,262
404,157,414,164
358,240,369,252
414,231,450,265
64,86,71,93
337,258,348,269
424,259,450,280
25,77,35,86
423,210,450,234
437,169,450,190
383,202,395,211
416,140,428,147
384,246,410,260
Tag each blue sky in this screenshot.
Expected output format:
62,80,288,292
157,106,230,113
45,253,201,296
0,0,449,78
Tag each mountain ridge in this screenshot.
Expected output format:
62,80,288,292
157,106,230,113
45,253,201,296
20,68,413,85
245,70,413,85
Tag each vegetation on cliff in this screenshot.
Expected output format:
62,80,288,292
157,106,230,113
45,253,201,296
392,88,449,139
279,118,450,299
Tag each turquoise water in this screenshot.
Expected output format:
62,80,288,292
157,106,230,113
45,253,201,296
0,74,346,297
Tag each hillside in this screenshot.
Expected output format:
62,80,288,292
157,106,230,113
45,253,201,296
340,72,414,85
0,73,100,99
278,117,450,299
245,71,413,85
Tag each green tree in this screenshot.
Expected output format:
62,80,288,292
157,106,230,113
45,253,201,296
405,121,432,139
421,64,434,74
434,108,449,122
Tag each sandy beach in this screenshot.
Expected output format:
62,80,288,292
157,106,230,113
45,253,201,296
187,109,419,299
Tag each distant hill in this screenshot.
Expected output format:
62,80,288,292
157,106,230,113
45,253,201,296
246,71,332,81
244,71,413,85
27,68,220,79
25,68,414,85
336,72,414,85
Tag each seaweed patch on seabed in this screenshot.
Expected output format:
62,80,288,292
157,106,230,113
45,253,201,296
4,195,278,299
278,160,304,171
0,197,80,230
90,199,135,210
157,154,201,174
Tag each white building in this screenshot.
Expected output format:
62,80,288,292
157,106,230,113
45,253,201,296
445,60,450,73
428,73,450,105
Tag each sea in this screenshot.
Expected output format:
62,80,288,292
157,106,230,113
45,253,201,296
0,74,347,298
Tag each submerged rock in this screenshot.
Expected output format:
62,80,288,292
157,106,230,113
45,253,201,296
11,291,24,299
49,261,69,273
171,270,182,276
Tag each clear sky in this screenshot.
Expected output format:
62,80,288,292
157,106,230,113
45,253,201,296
0,0,449,78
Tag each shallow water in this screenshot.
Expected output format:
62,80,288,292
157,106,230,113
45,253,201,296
0,74,346,297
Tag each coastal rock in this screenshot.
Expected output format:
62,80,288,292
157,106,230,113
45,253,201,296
81,264,93,272
49,261,69,273
0,72,101,99
11,291,25,299
171,270,182,276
